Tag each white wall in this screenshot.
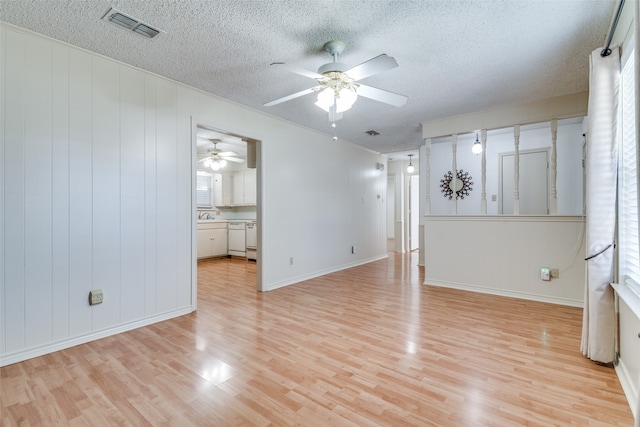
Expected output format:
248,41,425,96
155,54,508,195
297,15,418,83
424,216,586,306
0,24,388,365
259,131,388,290
614,289,640,420
1,26,194,365
428,122,584,215
386,175,395,239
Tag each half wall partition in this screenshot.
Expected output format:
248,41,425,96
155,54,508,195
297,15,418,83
420,93,588,306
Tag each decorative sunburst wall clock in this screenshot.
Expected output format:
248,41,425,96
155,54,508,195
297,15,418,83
440,170,474,200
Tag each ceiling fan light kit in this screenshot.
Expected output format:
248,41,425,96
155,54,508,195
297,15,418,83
315,86,357,113
198,140,244,171
265,40,407,124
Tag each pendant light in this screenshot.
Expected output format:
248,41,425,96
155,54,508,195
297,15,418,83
407,154,415,173
472,133,483,154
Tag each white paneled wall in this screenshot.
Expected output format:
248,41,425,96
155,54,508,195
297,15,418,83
1,26,193,363
1,24,388,365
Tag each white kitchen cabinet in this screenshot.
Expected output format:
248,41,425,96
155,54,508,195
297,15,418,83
231,169,256,206
213,173,231,207
244,168,257,205
212,173,222,206
232,171,245,205
197,222,228,259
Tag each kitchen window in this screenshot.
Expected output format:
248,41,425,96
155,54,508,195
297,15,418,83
197,172,213,208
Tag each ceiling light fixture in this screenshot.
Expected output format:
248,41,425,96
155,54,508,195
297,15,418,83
202,154,228,171
314,75,358,113
472,133,483,154
264,40,407,125
207,157,227,171
313,41,359,115
407,154,415,174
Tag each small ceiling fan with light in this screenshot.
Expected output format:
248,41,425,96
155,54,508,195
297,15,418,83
264,40,408,122
197,139,244,171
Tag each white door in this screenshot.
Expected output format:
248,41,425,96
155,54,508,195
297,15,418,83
501,150,549,214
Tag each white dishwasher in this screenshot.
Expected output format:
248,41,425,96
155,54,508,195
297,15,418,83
228,222,246,257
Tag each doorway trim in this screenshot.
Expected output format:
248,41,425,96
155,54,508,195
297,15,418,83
498,147,550,215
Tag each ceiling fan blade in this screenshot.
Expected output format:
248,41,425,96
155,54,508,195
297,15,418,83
197,156,212,163
356,84,408,107
224,157,245,163
217,151,238,157
345,54,399,81
271,62,323,79
264,86,321,107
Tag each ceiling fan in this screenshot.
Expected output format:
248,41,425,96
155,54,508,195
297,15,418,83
264,40,408,122
198,140,244,171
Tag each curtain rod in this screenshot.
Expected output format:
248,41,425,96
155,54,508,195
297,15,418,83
601,0,626,57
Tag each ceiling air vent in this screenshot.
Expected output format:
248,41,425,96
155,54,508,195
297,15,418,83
102,8,160,39
365,130,380,136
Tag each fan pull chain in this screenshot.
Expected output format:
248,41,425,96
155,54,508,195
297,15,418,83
331,122,337,141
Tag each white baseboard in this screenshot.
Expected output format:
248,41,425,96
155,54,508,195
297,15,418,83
0,306,195,367
424,279,584,307
265,254,389,291
615,358,638,420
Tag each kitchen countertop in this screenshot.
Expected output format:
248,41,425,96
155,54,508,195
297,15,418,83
197,219,256,224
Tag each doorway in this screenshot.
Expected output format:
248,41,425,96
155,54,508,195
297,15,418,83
192,119,262,304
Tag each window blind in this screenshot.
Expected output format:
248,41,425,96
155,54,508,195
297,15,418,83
618,48,639,294
197,173,213,207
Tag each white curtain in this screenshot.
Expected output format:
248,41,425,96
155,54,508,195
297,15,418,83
580,46,620,364
636,374,640,427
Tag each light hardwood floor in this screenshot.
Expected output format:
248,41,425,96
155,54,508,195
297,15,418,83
1,251,634,426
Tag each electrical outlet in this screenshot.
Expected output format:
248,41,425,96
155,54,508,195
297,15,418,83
289,257,293,265
540,268,550,281
351,246,356,254
89,289,104,305
550,268,559,279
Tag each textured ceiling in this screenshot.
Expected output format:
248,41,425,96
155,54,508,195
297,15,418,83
0,0,615,156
